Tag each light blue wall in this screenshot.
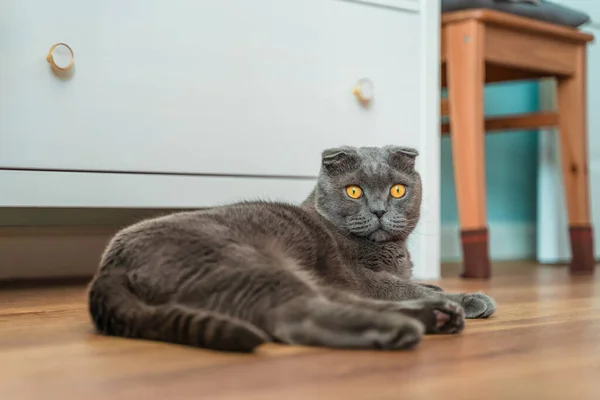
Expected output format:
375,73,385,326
441,81,539,239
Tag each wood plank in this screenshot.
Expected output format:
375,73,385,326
555,44,595,273
445,19,487,233
1,262,599,399
483,63,551,83
556,45,591,226
441,25,447,62
441,112,559,134
441,63,549,87
442,9,594,43
441,98,449,115
485,26,577,76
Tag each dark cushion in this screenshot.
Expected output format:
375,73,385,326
442,0,590,27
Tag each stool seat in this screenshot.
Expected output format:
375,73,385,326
440,9,595,278
441,0,590,28
441,9,593,85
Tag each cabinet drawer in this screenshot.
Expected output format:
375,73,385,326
0,170,317,208
0,0,422,177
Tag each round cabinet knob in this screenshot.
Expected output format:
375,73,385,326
47,43,74,71
352,78,374,104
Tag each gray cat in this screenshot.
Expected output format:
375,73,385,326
88,146,495,352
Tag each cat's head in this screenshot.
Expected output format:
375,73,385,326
314,145,421,242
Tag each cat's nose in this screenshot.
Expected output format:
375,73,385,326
373,210,386,218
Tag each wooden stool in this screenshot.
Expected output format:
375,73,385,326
441,9,595,278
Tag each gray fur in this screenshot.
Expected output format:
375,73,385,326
88,145,495,352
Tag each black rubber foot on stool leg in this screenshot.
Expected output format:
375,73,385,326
460,228,491,279
569,226,596,275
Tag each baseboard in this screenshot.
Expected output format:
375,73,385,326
1,222,536,280
441,222,536,262
0,226,117,280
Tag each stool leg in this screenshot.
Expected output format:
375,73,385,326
446,20,490,279
556,45,596,275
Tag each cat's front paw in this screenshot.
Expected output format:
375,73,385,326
393,299,465,334
459,292,496,319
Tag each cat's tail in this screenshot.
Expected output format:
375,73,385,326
87,271,269,352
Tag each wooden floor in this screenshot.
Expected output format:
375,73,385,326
1,263,600,400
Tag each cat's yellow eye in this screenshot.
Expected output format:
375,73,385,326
345,185,363,199
390,184,407,199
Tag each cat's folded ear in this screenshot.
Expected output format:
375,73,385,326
386,146,419,172
321,147,359,175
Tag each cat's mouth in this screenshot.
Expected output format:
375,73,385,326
364,222,397,242
344,216,402,242
367,220,410,242
368,228,392,242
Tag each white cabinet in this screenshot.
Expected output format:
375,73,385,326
0,0,440,278
1,0,423,176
